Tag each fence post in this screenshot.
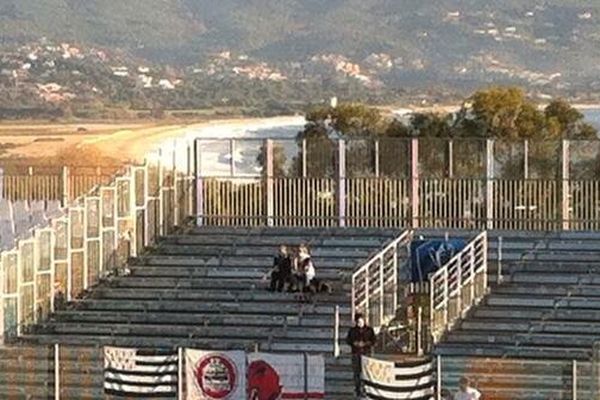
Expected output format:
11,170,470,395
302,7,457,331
410,138,419,228
61,167,69,207
392,243,398,316
302,139,308,178
562,140,570,231
0,254,4,344
54,343,60,400
0,167,3,200
172,141,179,228
436,355,442,400
334,305,340,358
178,347,184,400
379,254,384,325
573,359,577,400
485,140,494,230
447,140,454,178
417,306,423,356
194,140,204,227
374,140,380,178
497,236,503,285
265,139,274,227
303,352,309,400
337,139,346,227
523,139,529,180
364,270,370,325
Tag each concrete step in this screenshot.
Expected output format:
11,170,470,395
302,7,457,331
71,298,350,316
92,287,349,304
53,310,352,328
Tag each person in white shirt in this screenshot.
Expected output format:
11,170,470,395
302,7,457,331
454,377,481,400
298,245,316,289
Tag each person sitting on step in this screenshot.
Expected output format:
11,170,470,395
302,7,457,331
268,245,292,292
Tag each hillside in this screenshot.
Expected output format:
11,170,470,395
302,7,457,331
2,0,600,105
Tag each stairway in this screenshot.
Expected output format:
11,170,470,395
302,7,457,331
434,231,600,400
2,226,399,399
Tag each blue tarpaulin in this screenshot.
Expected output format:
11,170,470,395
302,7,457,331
409,239,467,283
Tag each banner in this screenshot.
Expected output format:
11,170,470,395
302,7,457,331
247,352,325,399
362,356,434,400
186,349,246,400
103,347,178,397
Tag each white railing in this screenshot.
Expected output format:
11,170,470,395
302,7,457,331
351,230,413,331
429,231,488,343
0,139,195,343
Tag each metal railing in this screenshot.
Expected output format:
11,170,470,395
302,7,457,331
192,137,600,231
429,232,488,344
0,140,194,343
351,230,413,331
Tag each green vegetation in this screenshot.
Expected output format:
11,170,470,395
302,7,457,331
281,87,598,179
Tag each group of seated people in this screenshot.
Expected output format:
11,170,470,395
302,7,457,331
266,244,331,295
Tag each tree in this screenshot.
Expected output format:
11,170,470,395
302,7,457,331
545,99,596,139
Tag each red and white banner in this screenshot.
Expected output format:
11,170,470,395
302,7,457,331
246,352,325,399
185,350,246,400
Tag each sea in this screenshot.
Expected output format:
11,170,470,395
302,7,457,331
582,108,600,130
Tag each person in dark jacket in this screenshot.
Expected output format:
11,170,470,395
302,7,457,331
270,245,292,292
346,313,376,397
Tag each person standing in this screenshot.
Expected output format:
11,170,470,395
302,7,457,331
454,377,481,400
346,314,376,398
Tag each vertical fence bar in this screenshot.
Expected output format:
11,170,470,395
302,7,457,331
334,305,340,358
378,254,384,325
178,347,184,400
392,243,398,315
497,236,503,285
374,140,380,178
195,140,204,227
337,139,346,227
172,141,179,228
417,306,423,356
303,352,309,400
61,167,69,207
562,140,570,231
523,140,529,180
0,167,3,200
266,139,274,227
572,359,577,400
364,270,370,324
443,268,449,328
229,139,236,177
54,343,60,400
302,139,307,178
351,276,356,322
486,139,494,230
447,140,454,178
436,355,442,400
410,139,419,228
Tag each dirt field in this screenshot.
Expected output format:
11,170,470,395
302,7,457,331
0,116,303,164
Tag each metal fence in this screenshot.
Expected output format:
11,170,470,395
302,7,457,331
439,355,592,400
195,138,600,230
1,166,120,204
351,230,413,331
0,140,194,342
429,232,488,344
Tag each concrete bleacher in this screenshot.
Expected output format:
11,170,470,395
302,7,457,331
434,231,600,399
5,226,399,399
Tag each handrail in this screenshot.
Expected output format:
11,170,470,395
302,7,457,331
351,229,413,331
429,231,488,344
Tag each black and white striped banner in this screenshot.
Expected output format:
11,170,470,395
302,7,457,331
362,356,434,400
104,346,178,397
